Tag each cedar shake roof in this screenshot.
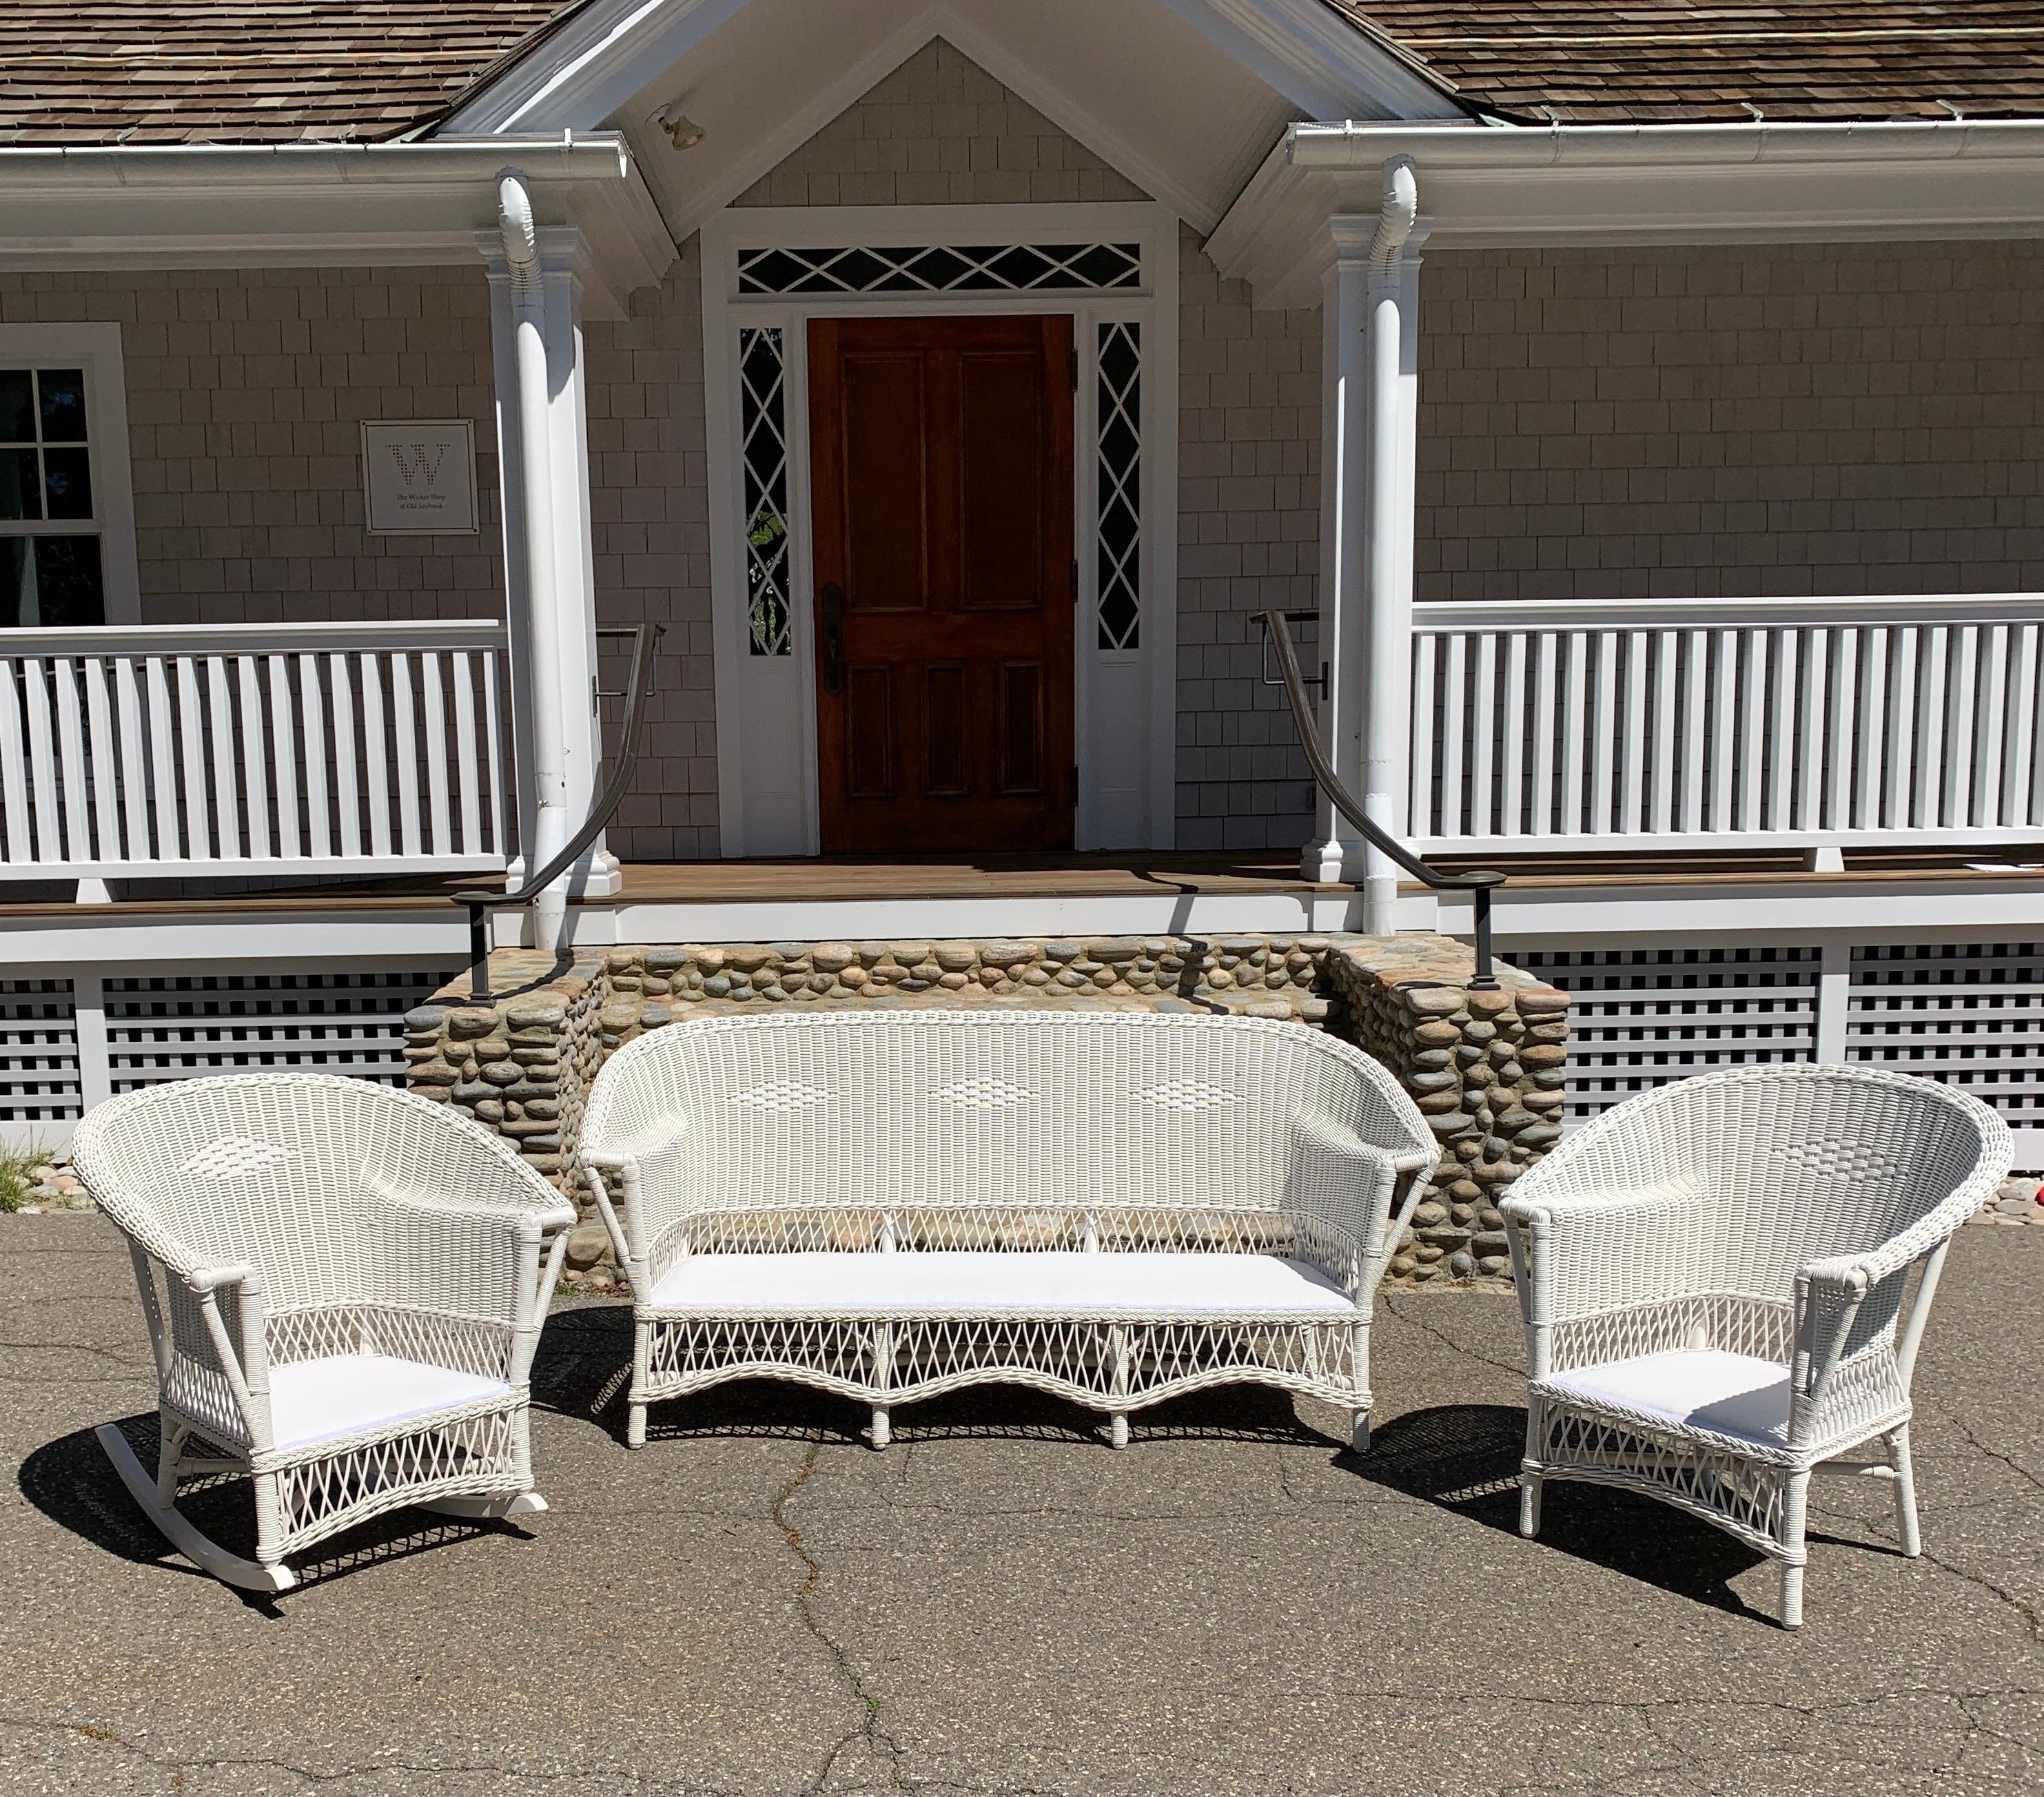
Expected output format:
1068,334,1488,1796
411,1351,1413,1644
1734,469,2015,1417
1,1,2040,145
0,2,582,145
1330,1,2044,123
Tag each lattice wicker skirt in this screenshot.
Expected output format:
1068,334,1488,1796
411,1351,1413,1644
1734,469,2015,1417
155,1388,535,1562
628,1308,1370,1448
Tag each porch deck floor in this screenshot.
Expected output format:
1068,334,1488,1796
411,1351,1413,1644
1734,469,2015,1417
0,845,2034,916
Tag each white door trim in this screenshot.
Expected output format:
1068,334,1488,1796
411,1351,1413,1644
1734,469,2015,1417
700,200,1179,857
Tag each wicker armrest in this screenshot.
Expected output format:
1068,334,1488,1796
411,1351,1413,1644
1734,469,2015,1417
1502,1181,1713,1327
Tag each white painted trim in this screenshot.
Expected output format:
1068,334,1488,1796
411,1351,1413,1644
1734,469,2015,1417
0,138,673,322
700,201,1180,859
441,0,1453,224
443,0,749,134
1214,118,2044,305
1418,593,2044,631
606,889,1370,944
0,322,140,627
1153,0,1458,123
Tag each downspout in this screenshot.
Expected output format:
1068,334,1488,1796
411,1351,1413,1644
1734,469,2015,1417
497,167,571,953
1360,155,1418,934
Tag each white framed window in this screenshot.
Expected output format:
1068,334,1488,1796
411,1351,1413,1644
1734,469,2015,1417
0,324,140,627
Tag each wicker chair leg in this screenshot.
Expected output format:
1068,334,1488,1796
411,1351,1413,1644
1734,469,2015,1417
626,1401,648,1449
1108,1412,1130,1449
868,1406,890,1450
1890,1426,1922,1558
1779,1470,1811,1629
1350,1410,1371,1454
156,1420,190,1504
1519,1399,1545,1537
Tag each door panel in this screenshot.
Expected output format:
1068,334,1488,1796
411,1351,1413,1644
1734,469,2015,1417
958,350,1047,613
810,314,1074,854
844,665,896,800
997,662,1046,796
923,664,969,797
840,351,930,611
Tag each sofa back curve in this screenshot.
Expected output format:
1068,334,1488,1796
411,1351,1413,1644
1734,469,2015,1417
581,1009,1431,1251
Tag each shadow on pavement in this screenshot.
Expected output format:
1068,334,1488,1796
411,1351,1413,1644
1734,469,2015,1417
1347,1402,1779,1620
19,1417,540,1608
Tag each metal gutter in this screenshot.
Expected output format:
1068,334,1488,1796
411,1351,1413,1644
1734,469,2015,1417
1287,117,2044,170
0,133,636,192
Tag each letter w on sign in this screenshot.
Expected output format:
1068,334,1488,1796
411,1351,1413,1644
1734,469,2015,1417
387,442,447,488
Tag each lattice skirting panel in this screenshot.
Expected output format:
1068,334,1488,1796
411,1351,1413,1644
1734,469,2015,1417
1511,946,1821,1127
0,966,452,1152
1517,938,2044,1168
0,978,81,1131
1848,943,2044,1157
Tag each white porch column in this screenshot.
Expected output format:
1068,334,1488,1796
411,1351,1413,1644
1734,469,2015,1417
482,203,615,945
1302,158,1427,935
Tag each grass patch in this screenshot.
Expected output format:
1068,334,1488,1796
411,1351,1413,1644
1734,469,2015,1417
0,1145,46,1213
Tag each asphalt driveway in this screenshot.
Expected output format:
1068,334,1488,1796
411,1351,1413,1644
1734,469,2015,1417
3,1211,2039,1796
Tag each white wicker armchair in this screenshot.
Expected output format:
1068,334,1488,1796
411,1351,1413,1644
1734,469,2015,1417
72,1074,577,1593
1500,1065,2011,1627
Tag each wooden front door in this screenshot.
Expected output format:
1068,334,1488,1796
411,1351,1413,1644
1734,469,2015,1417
808,314,1075,854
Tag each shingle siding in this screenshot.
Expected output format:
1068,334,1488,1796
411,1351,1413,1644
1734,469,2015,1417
1416,239,2044,600
1174,228,1321,852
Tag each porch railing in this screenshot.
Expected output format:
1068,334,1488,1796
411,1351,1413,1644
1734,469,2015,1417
1409,595,2044,855
0,621,511,881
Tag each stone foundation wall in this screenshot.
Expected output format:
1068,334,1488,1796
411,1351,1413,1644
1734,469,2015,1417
402,933,1569,1288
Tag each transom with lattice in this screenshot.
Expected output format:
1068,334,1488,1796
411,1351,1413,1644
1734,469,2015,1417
737,241,1142,297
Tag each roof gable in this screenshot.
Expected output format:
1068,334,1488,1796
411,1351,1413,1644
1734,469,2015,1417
3,0,2043,150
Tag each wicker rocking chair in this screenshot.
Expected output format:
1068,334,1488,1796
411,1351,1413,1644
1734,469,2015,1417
1500,1065,2010,1627
72,1074,577,1593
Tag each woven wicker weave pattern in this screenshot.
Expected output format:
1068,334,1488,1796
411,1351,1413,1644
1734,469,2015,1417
72,1074,578,1592
582,1011,1437,1448
1500,1063,2011,1627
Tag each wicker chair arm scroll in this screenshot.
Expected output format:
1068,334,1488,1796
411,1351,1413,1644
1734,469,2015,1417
1500,1182,1713,1358
582,1121,691,1269
1290,1111,1431,1295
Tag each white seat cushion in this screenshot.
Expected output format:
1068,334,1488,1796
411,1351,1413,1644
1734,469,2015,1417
267,1355,511,1450
648,1251,1354,1317
1540,1348,1792,1448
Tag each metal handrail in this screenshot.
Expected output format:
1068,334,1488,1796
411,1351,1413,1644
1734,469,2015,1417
1256,608,1504,987
453,622,664,1002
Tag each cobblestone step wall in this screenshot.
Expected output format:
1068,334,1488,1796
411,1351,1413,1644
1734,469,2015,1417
402,933,1570,1290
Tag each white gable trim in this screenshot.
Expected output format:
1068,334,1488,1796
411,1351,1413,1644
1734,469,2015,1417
658,10,1216,238
1154,0,1457,123
439,0,1460,158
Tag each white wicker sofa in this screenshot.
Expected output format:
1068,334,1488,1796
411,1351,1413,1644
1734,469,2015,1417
581,1010,1437,1450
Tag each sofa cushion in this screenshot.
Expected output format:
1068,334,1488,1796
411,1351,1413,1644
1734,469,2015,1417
648,1251,1354,1316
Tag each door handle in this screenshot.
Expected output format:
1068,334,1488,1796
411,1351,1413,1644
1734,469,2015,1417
820,583,845,695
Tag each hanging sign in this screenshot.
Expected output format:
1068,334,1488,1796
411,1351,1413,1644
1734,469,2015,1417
360,420,479,535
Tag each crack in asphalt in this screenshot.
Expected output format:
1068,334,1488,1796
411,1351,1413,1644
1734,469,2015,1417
772,1440,910,1796
1378,1291,1526,1379
1923,1394,2044,1499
